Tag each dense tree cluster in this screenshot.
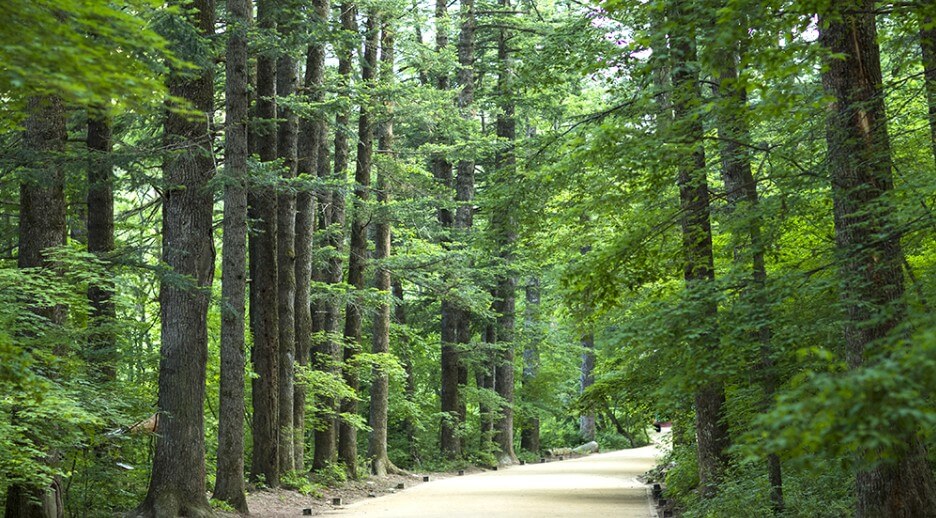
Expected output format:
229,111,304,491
1,0,935,516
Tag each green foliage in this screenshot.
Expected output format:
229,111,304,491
209,498,237,512
312,462,348,487
674,458,856,518
1,0,175,128
742,325,936,468
281,470,325,497
0,246,158,515
662,445,700,503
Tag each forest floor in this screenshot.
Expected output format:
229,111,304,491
232,467,485,518
225,437,666,517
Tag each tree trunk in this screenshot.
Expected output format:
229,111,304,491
86,113,117,382
712,24,783,513
369,21,396,477
393,280,420,465
491,0,518,464
340,7,377,479
666,0,729,496
579,333,596,441
213,0,250,511
450,0,477,458
820,3,936,515
276,26,300,475
492,283,517,464
478,324,496,449
5,95,68,518
294,190,313,472
134,1,216,515
295,0,330,472
435,0,461,460
520,278,541,453
313,1,353,473
249,0,280,487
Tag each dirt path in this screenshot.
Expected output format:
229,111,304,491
320,445,660,518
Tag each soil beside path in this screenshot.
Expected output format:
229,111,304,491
319,444,660,518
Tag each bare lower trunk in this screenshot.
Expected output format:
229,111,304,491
277,47,299,475
520,278,541,453
249,0,280,487
393,281,420,464
478,323,496,450
493,276,517,463
135,2,216,514
294,187,313,470
86,114,117,382
214,0,250,511
440,301,461,457
340,7,376,478
369,22,396,477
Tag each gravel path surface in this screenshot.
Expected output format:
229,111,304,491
321,444,660,517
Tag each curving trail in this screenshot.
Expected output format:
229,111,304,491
323,444,660,518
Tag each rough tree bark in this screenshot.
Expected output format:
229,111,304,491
5,95,68,518
313,1,353,472
87,113,117,382
450,0,477,457
295,0,330,471
435,0,462,459
666,0,729,496
368,21,398,477
820,2,936,516
478,323,496,449
276,13,300,473
213,0,250,511
393,280,420,464
249,0,280,487
520,277,541,453
293,170,313,471
491,0,518,464
340,6,377,479
134,0,216,514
